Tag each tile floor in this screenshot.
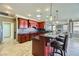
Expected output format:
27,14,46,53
0,35,79,56
67,35,79,56
0,39,32,56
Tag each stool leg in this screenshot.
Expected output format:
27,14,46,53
53,48,55,56
64,51,66,56
50,48,55,56
55,49,57,52
60,49,64,56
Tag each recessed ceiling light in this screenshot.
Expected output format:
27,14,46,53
28,14,31,17
36,15,41,18
45,8,49,11
36,9,41,12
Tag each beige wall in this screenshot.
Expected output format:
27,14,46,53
0,16,15,22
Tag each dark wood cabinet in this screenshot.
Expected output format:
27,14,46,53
29,20,45,29
18,18,29,28
17,18,45,43
32,35,49,56
18,18,45,29
18,34,30,43
32,38,44,56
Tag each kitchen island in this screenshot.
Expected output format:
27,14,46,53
32,33,58,56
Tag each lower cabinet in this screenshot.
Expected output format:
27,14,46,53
18,34,30,43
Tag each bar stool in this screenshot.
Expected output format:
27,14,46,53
50,33,68,56
50,40,64,56
56,34,68,56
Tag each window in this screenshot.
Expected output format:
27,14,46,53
73,22,79,33
63,25,68,32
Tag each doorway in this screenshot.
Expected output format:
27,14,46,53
2,22,14,42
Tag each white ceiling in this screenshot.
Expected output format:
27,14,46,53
0,3,79,20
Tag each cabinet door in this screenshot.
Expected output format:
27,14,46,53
18,35,22,43
29,20,37,28
19,19,24,28
21,35,26,42
18,18,28,28
38,22,45,29
24,20,28,28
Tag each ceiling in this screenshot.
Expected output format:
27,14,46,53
0,3,79,21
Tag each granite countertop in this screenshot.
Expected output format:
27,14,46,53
18,28,37,34
37,30,52,33
40,32,65,39
40,33,58,39
18,28,52,34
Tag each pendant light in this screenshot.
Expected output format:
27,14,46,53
55,10,59,24
49,3,53,21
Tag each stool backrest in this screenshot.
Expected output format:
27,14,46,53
63,33,68,51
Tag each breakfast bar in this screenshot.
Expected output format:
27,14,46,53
32,33,58,56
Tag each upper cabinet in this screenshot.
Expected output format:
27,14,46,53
18,18,45,29
18,18,29,28
29,19,45,30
